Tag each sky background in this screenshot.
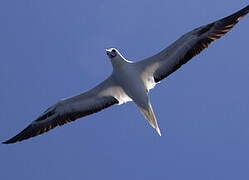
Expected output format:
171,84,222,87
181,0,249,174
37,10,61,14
0,1,249,179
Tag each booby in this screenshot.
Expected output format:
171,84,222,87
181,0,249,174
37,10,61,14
3,5,249,144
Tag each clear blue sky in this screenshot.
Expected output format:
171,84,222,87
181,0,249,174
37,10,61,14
1,1,249,179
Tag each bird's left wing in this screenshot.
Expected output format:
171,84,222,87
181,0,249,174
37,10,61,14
136,5,249,86
3,76,129,144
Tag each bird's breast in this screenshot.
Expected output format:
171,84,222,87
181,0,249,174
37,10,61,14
114,65,148,100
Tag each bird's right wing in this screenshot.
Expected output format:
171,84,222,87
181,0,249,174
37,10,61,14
136,5,249,86
3,76,130,144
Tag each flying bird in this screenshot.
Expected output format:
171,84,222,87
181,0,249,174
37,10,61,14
3,5,249,144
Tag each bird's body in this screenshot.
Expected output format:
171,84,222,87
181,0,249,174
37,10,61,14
110,54,161,135
3,5,249,144
112,59,148,105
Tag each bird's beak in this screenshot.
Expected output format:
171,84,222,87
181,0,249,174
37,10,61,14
106,49,111,56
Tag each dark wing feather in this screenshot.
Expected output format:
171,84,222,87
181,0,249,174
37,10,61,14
137,5,249,83
3,77,120,144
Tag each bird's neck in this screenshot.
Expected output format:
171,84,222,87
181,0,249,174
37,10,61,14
111,56,130,70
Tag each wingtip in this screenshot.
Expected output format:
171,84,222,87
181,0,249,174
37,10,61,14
2,139,15,144
2,140,10,144
2,135,22,144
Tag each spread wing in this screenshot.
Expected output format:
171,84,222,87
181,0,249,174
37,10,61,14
136,5,249,85
3,76,128,144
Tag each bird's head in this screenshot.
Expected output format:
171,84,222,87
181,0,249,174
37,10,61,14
106,48,130,68
106,48,121,60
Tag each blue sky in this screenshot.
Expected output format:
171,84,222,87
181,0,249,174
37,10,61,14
0,1,249,179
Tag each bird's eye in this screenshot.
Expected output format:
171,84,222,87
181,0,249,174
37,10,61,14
111,49,116,53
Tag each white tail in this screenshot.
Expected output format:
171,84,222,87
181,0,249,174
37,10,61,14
139,103,162,136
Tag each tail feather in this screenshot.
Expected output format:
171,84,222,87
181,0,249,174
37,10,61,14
140,104,162,136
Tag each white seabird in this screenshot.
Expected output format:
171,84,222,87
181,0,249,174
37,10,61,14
3,5,249,144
